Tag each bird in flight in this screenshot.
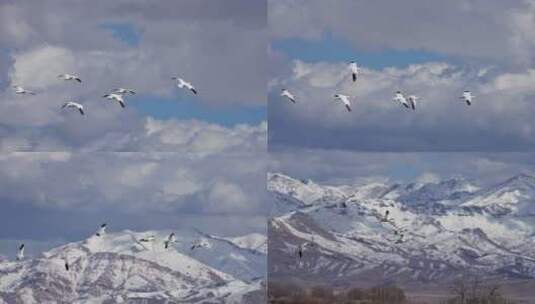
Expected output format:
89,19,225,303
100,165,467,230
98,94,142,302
58,74,82,83
95,223,107,237
333,94,352,112
112,88,136,95
349,61,359,82
164,232,176,249
281,89,296,103
16,244,24,261
61,101,85,115
407,95,419,110
139,235,156,243
12,85,36,95
380,210,390,222
393,91,410,109
190,239,209,250
460,90,474,106
103,93,126,108
172,77,197,95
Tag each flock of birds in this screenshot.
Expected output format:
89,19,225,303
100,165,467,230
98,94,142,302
280,61,475,111
294,207,409,263
12,74,199,116
14,223,212,269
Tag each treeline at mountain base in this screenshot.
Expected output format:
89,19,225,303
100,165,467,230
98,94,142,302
268,280,518,304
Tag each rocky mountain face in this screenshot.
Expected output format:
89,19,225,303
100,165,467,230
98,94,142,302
0,230,266,304
268,173,535,296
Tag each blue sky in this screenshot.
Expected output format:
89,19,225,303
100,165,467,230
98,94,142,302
272,33,452,69
131,95,266,126
100,22,141,47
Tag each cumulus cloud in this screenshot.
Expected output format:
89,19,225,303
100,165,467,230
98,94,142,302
0,0,266,152
269,60,535,151
0,151,270,240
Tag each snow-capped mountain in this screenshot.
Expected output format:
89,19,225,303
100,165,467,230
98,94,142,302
268,173,535,296
462,173,535,216
0,230,266,303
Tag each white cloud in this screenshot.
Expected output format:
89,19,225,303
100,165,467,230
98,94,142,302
0,151,269,216
0,0,266,152
269,59,535,150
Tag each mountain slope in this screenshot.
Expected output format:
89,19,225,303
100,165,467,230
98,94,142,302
268,173,535,295
0,230,266,304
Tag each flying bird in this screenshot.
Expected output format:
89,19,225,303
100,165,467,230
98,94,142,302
380,210,390,222
61,102,84,115
103,93,126,108
460,90,474,106
393,91,410,109
172,77,197,95
407,95,419,110
16,244,24,261
58,74,82,83
281,89,296,103
349,61,359,82
190,239,209,250
112,88,136,95
296,242,314,260
333,94,352,112
139,235,156,243
164,232,176,249
95,223,107,237
12,85,36,95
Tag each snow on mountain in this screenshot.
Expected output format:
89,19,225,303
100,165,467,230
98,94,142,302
462,174,535,216
0,229,266,304
218,233,267,255
397,178,478,205
268,173,348,207
268,172,535,292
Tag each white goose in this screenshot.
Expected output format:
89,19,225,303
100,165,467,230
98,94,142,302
393,91,410,109
407,95,419,110
281,89,296,103
380,210,390,222
460,90,474,106
113,88,136,95
333,94,352,112
95,223,107,237
349,61,359,82
58,74,82,83
12,85,36,95
103,93,126,108
16,244,24,261
61,102,84,115
172,77,197,95
190,239,209,250
139,235,156,243
164,233,177,249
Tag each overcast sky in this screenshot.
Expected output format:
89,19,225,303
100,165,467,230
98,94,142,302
0,0,266,151
269,0,535,151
